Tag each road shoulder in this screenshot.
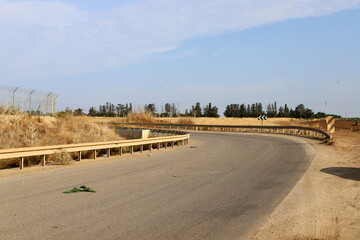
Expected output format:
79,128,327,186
250,130,360,239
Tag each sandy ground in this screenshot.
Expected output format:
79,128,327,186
250,130,360,240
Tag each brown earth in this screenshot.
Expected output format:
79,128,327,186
250,129,360,240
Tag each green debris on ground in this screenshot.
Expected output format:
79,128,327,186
63,185,96,194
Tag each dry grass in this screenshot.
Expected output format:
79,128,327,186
97,116,319,127
177,117,195,125
0,115,123,169
47,150,73,165
0,115,122,149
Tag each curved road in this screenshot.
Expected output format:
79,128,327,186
0,132,315,240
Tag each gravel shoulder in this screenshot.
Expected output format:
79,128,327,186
250,130,360,239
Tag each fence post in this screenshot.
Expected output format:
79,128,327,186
20,157,24,169
107,148,111,157
42,155,46,166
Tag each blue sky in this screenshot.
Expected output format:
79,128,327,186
0,0,359,117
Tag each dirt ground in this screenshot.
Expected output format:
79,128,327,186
250,129,360,240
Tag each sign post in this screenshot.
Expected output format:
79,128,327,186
258,115,267,126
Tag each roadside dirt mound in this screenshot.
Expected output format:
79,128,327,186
0,115,122,149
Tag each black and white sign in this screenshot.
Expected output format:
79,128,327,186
258,115,267,121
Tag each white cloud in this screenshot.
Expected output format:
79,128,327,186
0,0,360,80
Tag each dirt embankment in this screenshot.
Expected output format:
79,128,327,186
93,116,360,131
251,130,360,239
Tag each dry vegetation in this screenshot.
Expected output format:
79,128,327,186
0,114,123,169
101,112,195,125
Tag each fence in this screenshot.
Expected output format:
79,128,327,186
0,85,58,115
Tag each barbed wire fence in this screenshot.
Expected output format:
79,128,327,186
0,85,58,115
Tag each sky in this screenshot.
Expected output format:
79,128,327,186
0,0,359,117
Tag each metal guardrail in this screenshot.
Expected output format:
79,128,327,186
109,123,331,140
0,130,190,169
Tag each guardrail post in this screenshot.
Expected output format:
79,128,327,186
130,146,134,154
119,147,122,156
78,151,82,161
165,142,168,149
42,155,46,166
94,150,97,159
140,145,143,153
149,144,152,152
20,157,24,169
107,148,111,158
172,141,174,148
157,143,160,150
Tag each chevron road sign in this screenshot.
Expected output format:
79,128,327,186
258,115,267,121
325,116,335,134
258,115,267,126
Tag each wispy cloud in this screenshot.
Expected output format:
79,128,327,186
1,0,359,80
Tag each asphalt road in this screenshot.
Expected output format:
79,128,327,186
0,132,315,240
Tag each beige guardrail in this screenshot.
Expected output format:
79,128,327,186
0,131,190,169
112,123,331,140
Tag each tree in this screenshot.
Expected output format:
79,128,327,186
255,102,264,116
284,104,290,117
294,104,306,118
239,104,247,117
303,108,315,119
203,103,219,118
164,103,171,117
116,104,126,117
224,104,240,117
145,104,156,114
190,102,202,117
246,104,251,117
74,108,84,116
88,107,98,116
171,103,178,117
266,103,273,117
278,106,284,117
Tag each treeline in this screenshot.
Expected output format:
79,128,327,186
65,101,339,119
223,102,319,118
